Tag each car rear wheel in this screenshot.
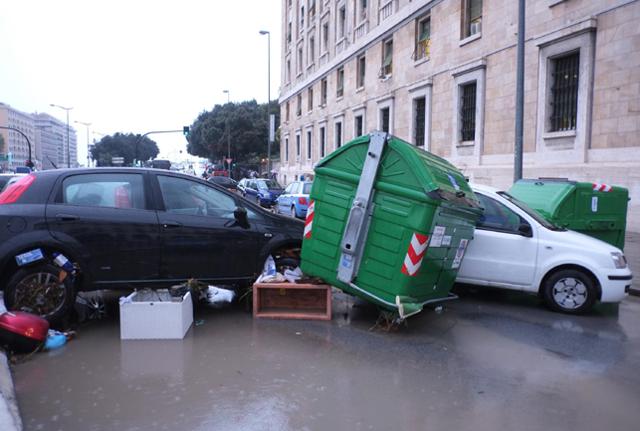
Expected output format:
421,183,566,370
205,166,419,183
5,263,76,326
542,269,597,314
290,206,297,218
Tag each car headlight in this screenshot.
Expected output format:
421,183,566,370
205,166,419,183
611,252,627,269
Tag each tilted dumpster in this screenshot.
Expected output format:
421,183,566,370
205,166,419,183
509,179,629,250
300,132,482,318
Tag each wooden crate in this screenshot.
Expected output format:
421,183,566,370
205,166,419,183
253,282,332,320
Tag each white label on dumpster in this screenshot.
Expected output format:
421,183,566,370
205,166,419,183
442,235,452,247
451,239,469,269
591,196,598,213
430,226,446,247
341,254,353,269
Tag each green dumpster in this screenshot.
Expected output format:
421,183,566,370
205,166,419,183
509,178,629,250
300,132,482,318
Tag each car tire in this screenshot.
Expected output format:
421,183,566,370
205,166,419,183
4,263,76,326
542,269,597,314
255,196,261,207
290,206,297,218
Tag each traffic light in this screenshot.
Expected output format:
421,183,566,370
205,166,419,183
183,126,190,136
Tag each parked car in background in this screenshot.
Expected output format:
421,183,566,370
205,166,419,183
239,178,284,207
207,175,239,193
0,168,303,324
276,181,312,219
456,184,632,314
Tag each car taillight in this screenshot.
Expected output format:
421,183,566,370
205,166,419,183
0,174,36,204
298,197,308,205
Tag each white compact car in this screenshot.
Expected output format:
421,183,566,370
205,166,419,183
456,184,633,314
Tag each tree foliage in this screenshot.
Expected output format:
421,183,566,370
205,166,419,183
90,133,159,167
187,100,279,164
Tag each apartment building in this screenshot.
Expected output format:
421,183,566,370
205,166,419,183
278,0,640,230
0,103,78,171
0,102,36,169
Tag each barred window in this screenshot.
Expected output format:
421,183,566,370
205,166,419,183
306,130,312,160
550,52,579,132
319,126,326,157
336,67,344,98
307,87,313,112
335,121,343,148
355,115,364,137
321,78,328,105
296,94,302,116
357,55,366,88
414,97,426,146
460,82,477,141
380,107,390,133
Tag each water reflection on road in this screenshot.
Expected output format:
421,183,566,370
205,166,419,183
12,288,640,431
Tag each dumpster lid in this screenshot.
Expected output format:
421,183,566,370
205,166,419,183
316,134,480,208
508,179,576,219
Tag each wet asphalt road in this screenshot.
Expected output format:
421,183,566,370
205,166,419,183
11,288,640,431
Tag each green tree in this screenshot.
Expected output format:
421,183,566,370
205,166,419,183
187,100,279,164
90,133,159,166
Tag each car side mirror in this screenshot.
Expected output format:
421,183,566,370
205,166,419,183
518,222,533,237
234,206,249,226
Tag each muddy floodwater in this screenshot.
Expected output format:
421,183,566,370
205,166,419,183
12,288,640,431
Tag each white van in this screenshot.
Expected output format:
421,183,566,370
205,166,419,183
456,184,633,314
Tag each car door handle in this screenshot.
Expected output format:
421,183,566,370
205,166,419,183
264,233,273,238
56,213,79,222
162,221,182,228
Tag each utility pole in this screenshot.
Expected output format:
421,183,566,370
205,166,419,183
223,90,231,177
50,104,73,168
514,0,525,182
260,30,272,174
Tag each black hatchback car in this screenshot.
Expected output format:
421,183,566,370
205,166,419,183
0,168,303,324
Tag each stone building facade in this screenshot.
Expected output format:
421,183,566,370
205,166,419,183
278,0,640,231
0,102,36,170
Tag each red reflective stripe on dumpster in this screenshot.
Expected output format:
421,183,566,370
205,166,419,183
304,200,315,239
401,233,429,276
592,183,612,192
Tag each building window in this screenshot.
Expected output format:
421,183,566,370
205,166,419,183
462,0,482,39
358,0,368,21
380,107,390,133
319,126,326,157
286,59,291,83
336,67,344,98
381,38,393,77
297,47,303,74
306,130,312,160
338,6,346,39
287,22,292,47
285,137,289,162
296,133,301,159
322,23,329,53
286,101,290,122
307,87,314,112
413,97,426,146
296,94,302,116
321,78,328,105
549,52,579,132
309,0,316,20
460,82,477,141
309,36,315,64
300,6,305,29
356,54,366,88
335,121,343,148
355,115,364,137
414,16,431,61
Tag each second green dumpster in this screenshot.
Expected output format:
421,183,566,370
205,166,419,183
300,132,482,318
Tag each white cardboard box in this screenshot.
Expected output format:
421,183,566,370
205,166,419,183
119,290,193,340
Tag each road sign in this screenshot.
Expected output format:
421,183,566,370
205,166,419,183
112,156,125,165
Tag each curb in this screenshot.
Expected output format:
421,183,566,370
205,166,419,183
630,287,640,298
0,350,21,431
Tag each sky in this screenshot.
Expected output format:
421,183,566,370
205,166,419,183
0,0,281,163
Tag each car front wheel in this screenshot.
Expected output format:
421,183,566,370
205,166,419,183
542,269,597,314
4,263,76,326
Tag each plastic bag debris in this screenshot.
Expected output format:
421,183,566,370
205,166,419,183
256,272,286,284
44,329,76,350
52,252,74,273
284,267,303,283
15,248,44,266
263,255,277,276
204,286,235,307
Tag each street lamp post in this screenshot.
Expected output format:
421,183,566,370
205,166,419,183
223,90,231,177
259,30,272,174
50,104,73,168
75,120,91,168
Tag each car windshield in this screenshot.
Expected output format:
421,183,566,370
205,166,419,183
497,191,566,231
258,179,281,190
302,183,312,194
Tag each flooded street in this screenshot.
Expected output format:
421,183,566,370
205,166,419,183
12,289,640,431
